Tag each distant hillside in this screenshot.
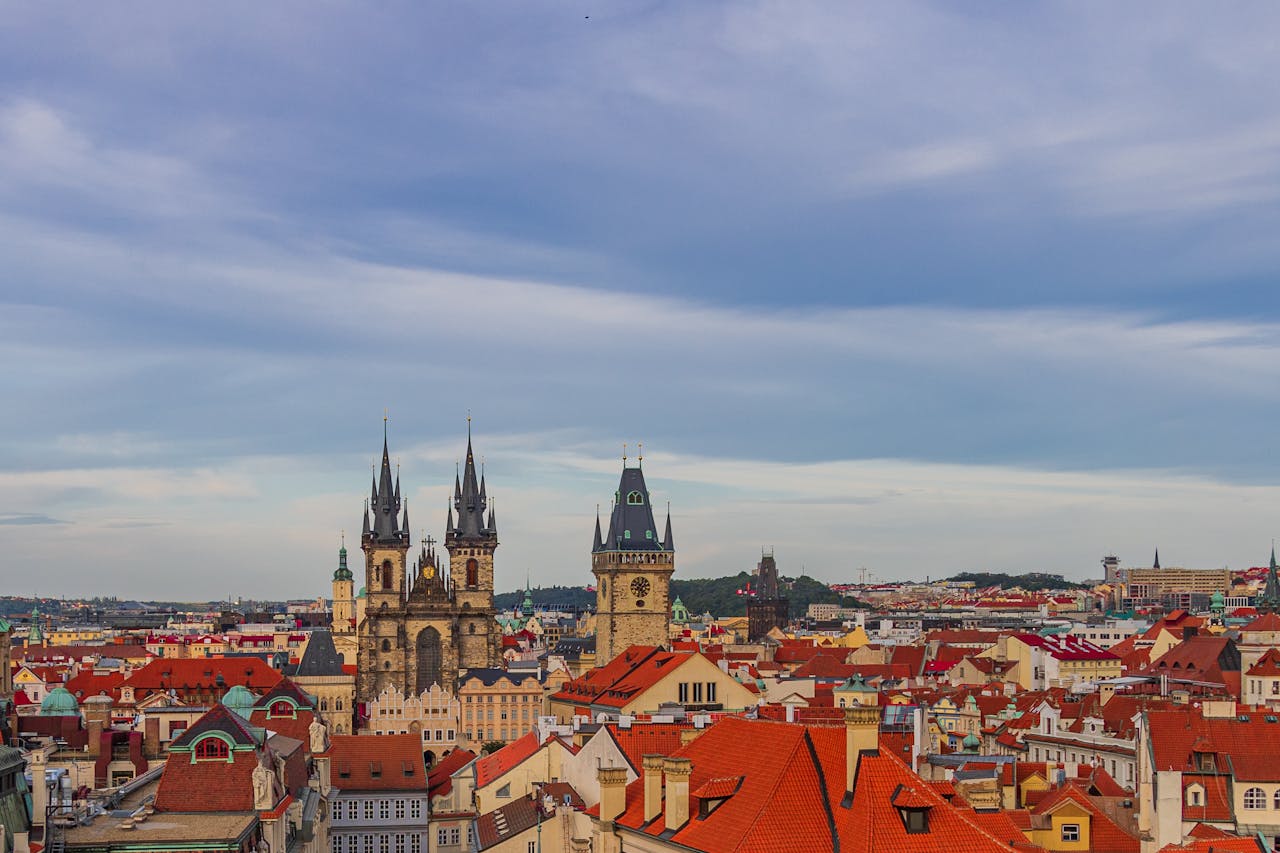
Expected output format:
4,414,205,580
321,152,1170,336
497,573,863,618
944,571,1090,591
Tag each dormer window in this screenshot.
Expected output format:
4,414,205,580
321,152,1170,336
268,700,296,719
194,736,230,761
627,491,644,505
1197,752,1215,772
901,808,929,834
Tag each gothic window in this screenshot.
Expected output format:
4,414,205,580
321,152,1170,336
466,559,478,587
194,736,229,761
382,559,394,590
416,627,443,693
627,491,643,505
382,639,391,653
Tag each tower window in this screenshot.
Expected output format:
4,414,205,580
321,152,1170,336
627,491,643,505
624,530,631,539
382,559,394,590
466,558,479,587
382,639,391,652
645,530,653,539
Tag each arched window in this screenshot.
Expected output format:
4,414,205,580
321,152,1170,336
336,698,343,711
382,559,394,590
1273,789,1280,811
627,491,643,505
382,639,392,652
466,558,479,587
269,700,295,719
1244,787,1266,809
194,736,229,761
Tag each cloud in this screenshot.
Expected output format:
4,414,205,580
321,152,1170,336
0,512,69,525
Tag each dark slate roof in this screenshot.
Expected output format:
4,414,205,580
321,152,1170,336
550,637,595,660
597,466,666,553
447,428,496,542
293,630,346,678
459,668,542,687
170,703,263,749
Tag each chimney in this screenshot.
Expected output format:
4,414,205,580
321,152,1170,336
597,765,628,822
1098,683,1115,706
844,705,880,798
642,755,664,822
86,720,104,759
679,728,700,747
662,757,692,832
144,716,161,756
1183,626,1197,640
29,749,48,830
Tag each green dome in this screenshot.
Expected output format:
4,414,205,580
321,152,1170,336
334,545,353,582
221,685,257,719
962,732,980,750
40,686,79,716
357,586,367,598
1211,590,1225,607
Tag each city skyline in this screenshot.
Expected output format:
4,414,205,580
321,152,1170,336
6,4,1280,596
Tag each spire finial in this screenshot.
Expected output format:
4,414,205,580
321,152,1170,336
623,442,627,464
341,529,345,548
638,441,643,467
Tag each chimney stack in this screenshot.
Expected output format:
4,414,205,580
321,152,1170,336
844,705,880,798
662,757,693,832
597,765,628,822
642,755,664,822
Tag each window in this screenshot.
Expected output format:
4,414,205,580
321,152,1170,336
1061,824,1080,842
497,784,511,798
1274,789,1280,811
707,682,717,703
394,835,405,853
382,560,394,590
194,737,229,761
624,529,631,539
627,491,643,505
269,700,295,719
362,836,373,853
410,800,421,819
410,836,420,853
449,827,461,846
902,809,928,834
693,683,703,703
466,559,479,587
437,829,449,847
395,799,405,819
379,835,389,853
678,682,689,702
364,800,375,820
1245,787,1266,809
379,800,390,819
528,843,537,853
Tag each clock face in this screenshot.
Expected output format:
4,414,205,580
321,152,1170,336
630,577,651,598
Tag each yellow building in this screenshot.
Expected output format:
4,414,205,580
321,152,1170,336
457,669,544,748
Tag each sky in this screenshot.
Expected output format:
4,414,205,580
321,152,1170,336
4,2,1280,599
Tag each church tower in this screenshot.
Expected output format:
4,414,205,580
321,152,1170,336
358,423,413,699
331,539,355,634
444,422,501,669
591,454,674,664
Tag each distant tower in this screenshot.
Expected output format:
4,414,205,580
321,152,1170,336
29,603,44,648
1259,546,1280,613
591,453,674,663
747,549,790,642
1101,554,1120,585
332,538,355,635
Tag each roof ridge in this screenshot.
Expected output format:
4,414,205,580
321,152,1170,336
729,723,828,853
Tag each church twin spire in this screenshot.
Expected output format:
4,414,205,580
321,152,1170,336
446,421,497,542
365,421,410,545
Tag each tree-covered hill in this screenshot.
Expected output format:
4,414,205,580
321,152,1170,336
944,571,1091,590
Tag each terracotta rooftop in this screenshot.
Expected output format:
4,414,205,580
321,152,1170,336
328,734,426,792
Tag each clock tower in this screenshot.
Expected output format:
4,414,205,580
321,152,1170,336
591,455,674,664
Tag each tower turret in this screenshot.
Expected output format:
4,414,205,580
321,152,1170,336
331,537,356,636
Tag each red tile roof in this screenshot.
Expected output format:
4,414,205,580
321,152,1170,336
124,657,282,698
1014,633,1117,662
427,748,477,801
607,723,693,773
1246,647,1280,676
474,731,542,788
604,716,1024,852
328,734,426,791
155,705,264,812
1030,783,1138,853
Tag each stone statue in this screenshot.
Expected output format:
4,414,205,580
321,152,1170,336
252,759,275,810
309,717,329,755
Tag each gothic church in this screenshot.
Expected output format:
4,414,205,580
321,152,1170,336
345,426,501,704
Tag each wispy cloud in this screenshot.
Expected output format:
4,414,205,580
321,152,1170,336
0,512,69,525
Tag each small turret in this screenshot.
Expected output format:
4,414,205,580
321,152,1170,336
333,542,353,582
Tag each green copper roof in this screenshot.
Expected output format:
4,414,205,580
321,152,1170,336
835,674,877,693
962,732,980,749
40,686,79,716
221,685,257,719
333,544,353,582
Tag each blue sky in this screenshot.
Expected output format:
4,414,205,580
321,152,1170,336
4,2,1280,599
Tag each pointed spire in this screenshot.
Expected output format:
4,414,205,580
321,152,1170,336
663,502,674,551
487,499,497,536
593,505,604,552
1153,548,1160,570
362,500,371,536
401,501,410,538
446,501,454,534
370,420,402,542
453,419,489,539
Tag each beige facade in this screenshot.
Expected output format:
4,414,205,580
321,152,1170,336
1126,566,1231,595
458,671,543,748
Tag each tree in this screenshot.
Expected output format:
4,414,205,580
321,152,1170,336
481,740,506,755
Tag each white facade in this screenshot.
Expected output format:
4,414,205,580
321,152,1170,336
367,683,461,755
329,792,430,853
